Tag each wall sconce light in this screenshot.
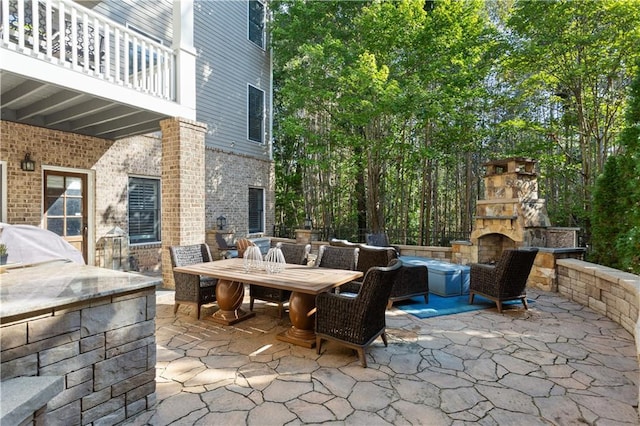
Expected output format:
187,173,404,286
304,216,313,230
216,215,227,230
21,153,35,172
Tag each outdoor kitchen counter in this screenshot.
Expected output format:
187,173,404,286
0,259,159,321
0,259,160,424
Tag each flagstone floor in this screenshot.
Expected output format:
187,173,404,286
124,288,639,425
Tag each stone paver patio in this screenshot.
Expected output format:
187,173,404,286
124,288,639,425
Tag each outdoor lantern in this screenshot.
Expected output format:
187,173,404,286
20,153,35,172
216,215,227,230
304,216,313,230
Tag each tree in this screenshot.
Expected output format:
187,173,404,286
505,0,640,236
592,64,640,273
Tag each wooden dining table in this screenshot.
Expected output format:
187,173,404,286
173,258,363,348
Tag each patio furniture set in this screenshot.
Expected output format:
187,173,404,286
170,237,538,367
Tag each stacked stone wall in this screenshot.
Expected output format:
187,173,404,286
0,289,156,424
556,259,639,336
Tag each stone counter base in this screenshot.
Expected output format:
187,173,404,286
0,288,156,425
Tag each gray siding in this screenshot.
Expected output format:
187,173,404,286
92,0,271,160
91,0,173,46
194,0,272,159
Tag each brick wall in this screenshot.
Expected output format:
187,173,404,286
204,148,275,237
1,120,276,277
0,288,156,424
0,120,114,226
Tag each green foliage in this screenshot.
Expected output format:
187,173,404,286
591,156,628,267
271,0,640,258
591,61,640,272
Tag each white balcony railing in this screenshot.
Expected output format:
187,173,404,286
1,0,176,101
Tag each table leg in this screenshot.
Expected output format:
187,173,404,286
277,291,316,348
207,279,255,325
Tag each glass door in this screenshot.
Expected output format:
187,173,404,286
44,171,87,262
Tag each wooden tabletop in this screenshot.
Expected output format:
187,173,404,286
174,258,363,295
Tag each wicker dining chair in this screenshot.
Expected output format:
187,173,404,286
469,248,539,313
249,242,310,318
236,238,254,258
315,260,402,367
169,244,217,319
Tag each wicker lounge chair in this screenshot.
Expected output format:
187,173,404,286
214,232,237,259
365,232,390,247
316,245,359,270
169,244,217,319
340,244,398,293
315,260,402,367
249,242,310,318
387,263,429,309
469,248,539,313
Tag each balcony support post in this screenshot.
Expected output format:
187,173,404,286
172,0,197,119
160,117,207,289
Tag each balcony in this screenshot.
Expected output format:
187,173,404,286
0,0,192,139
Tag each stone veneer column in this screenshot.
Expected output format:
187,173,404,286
161,118,207,288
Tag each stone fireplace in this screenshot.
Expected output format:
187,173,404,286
450,157,586,291
470,157,550,263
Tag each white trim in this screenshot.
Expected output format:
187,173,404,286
41,165,96,266
0,160,7,223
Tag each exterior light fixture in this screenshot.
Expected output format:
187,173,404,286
304,216,313,230
21,153,35,172
216,215,227,230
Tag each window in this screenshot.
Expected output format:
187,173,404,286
129,177,161,244
248,0,265,48
249,188,264,233
248,85,265,143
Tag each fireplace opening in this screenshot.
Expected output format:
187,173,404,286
477,233,517,264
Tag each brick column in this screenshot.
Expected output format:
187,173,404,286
160,117,207,288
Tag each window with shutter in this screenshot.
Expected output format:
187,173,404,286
248,187,264,233
128,177,161,244
248,85,264,143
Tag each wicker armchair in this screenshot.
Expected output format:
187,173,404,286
315,260,402,367
316,245,359,270
169,244,217,319
387,263,429,309
249,242,311,318
469,248,539,313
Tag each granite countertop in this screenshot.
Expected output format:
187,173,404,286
0,260,161,319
